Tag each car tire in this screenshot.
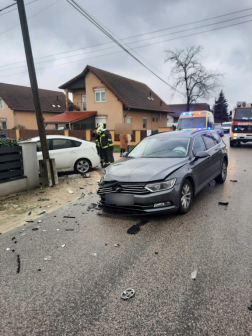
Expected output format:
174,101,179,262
230,140,235,147
178,179,193,214
74,159,90,174
215,159,227,184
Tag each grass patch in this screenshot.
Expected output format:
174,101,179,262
113,145,134,153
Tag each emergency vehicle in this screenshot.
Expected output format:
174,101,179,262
230,102,252,147
176,111,214,131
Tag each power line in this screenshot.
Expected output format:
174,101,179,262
2,11,252,73
0,0,61,36
1,16,252,79
1,5,252,68
0,3,16,12
67,0,184,95
0,0,38,17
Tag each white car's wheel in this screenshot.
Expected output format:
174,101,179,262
75,159,90,174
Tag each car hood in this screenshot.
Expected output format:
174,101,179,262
104,157,188,182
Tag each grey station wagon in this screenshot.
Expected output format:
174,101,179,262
98,130,228,214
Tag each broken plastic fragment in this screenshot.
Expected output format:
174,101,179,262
6,248,10,251
218,202,229,206
47,206,51,208
38,210,46,215
56,229,60,231
28,211,31,215
114,244,120,247
230,180,237,182
38,198,49,201
17,254,21,274
67,189,74,194
61,244,66,248
26,220,34,223
37,220,42,223
121,288,135,300
44,256,52,261
65,229,74,231
191,270,197,280
21,233,27,236
32,228,39,231
42,230,47,232
64,216,76,219
91,253,97,256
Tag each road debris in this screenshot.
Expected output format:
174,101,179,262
65,229,74,231
11,237,16,241
32,228,39,231
28,211,31,216
121,288,135,300
44,256,52,261
42,230,47,232
21,233,27,236
38,198,49,201
248,301,252,311
64,216,76,219
17,255,21,274
26,220,34,223
56,229,60,231
37,269,41,271
127,220,148,235
67,189,74,194
114,244,120,247
155,252,159,255
61,244,66,248
230,180,238,182
38,210,46,215
83,173,90,178
218,202,229,206
91,253,97,256
79,187,84,189
191,270,198,280
6,248,10,251
37,220,42,223
78,193,85,200
47,206,51,208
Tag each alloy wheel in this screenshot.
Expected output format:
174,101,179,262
221,161,227,180
77,160,89,173
181,183,191,209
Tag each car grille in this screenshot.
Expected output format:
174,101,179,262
97,182,149,195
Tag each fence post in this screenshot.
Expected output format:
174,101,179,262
110,130,115,143
135,130,141,144
64,129,69,137
86,129,91,141
16,129,20,140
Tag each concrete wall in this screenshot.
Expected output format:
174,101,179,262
0,98,15,129
19,142,39,190
0,178,28,197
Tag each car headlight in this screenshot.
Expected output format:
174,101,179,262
145,178,176,193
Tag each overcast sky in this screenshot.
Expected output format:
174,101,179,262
1,0,252,110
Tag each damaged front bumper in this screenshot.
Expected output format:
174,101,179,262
97,182,180,214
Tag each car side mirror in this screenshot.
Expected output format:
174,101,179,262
123,152,129,157
195,151,210,159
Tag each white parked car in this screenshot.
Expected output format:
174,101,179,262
22,135,100,173
222,122,232,133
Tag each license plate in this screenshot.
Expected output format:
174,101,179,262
105,194,134,206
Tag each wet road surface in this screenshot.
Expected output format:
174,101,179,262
1,135,252,335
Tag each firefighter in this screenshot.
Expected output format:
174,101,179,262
97,126,114,168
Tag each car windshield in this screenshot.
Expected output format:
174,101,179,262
222,122,231,127
128,137,190,158
177,117,206,129
234,108,252,121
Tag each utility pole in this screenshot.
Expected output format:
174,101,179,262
15,0,57,186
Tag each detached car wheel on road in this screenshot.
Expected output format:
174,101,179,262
98,130,228,215
20,135,100,173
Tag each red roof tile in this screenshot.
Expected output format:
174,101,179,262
44,111,97,124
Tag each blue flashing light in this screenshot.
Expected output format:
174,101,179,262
198,128,202,130
182,113,186,116
207,127,211,130
188,129,192,131
237,103,241,107
234,128,238,131
250,118,252,120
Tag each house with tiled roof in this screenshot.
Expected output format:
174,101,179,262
0,83,67,130
53,65,174,131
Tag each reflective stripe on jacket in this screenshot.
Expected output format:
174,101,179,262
99,130,114,149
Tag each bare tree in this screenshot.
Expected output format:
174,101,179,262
165,46,223,111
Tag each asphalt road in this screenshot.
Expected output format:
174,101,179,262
1,135,252,336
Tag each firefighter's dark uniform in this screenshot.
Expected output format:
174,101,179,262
95,132,104,167
99,130,114,166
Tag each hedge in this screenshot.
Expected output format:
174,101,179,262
0,138,19,148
